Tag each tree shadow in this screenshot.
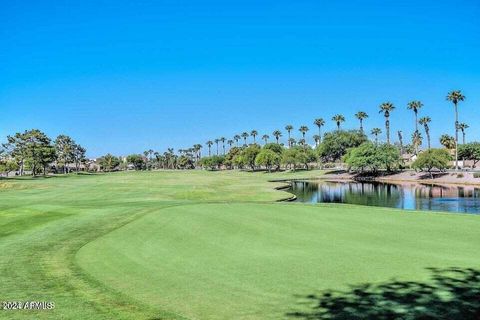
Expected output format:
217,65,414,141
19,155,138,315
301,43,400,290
287,267,480,320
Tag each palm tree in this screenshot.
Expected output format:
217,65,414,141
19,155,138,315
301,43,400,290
379,102,395,144
288,138,296,147
332,114,345,130
250,130,258,144
272,130,282,144
313,134,320,147
234,134,241,147
407,101,423,154
371,128,382,145
220,137,226,155
214,138,219,155
285,125,293,147
446,90,466,170
298,126,309,151
262,134,269,145
457,123,469,145
440,134,456,150
206,140,213,156
412,131,423,153
397,131,404,155
354,111,368,132
227,139,234,150
419,117,431,149
241,132,249,146
313,118,325,143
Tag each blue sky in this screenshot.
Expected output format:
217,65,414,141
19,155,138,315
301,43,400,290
1,0,479,157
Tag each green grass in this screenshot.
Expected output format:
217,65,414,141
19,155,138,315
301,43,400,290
1,170,479,319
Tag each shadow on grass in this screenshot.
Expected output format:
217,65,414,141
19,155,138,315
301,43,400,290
287,267,480,320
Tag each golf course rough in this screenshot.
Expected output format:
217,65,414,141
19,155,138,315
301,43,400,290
1,170,479,319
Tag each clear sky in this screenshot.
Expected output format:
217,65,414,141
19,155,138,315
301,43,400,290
1,0,479,157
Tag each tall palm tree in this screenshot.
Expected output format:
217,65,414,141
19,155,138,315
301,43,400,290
332,114,345,130
354,111,368,133
457,123,469,145
397,131,404,155
206,140,213,156
250,130,258,144
234,134,241,147
313,134,320,147
371,128,382,145
285,125,293,147
313,118,325,143
379,102,395,144
299,126,309,139
446,90,466,170
241,132,249,146
262,134,269,145
220,137,226,155
407,101,423,154
299,126,309,151
227,139,234,150
419,117,431,149
272,130,282,144
412,131,423,153
214,138,219,155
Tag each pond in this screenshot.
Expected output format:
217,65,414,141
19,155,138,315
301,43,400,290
288,180,480,214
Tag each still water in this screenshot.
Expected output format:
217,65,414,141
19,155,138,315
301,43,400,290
289,180,480,214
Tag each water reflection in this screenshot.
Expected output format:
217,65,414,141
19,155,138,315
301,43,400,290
289,180,480,214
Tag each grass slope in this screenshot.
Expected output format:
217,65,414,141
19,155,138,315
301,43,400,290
0,170,479,319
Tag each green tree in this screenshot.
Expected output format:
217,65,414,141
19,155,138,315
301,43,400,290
240,144,261,170
126,154,146,170
458,142,480,168
54,135,75,173
332,114,345,130
4,132,28,175
255,149,281,172
354,111,368,133
97,154,120,172
22,129,53,176
412,149,452,178
72,143,87,172
344,142,401,173
227,140,234,151
419,117,432,149
379,102,395,144
313,135,320,147
0,159,19,177
370,128,382,145
446,90,466,171
299,126,309,151
318,130,367,162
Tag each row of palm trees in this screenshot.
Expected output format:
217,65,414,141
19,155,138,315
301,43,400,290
199,90,467,169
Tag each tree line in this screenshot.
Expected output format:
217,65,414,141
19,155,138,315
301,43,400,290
0,129,86,177
2,90,477,176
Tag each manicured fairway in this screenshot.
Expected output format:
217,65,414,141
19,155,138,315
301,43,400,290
1,170,480,319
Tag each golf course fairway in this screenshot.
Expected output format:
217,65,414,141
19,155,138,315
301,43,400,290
1,170,479,319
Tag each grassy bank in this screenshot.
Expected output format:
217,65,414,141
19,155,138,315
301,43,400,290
1,170,479,319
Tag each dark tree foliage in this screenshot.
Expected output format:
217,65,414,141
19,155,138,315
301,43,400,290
318,130,368,162
288,267,480,320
